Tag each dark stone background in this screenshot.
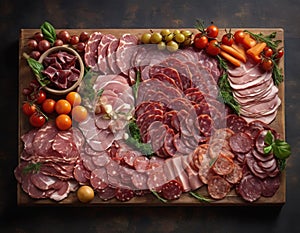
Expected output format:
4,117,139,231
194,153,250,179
0,0,299,232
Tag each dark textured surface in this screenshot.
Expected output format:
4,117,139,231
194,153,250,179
1,0,300,232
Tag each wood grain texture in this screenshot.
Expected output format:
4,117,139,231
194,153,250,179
18,28,285,206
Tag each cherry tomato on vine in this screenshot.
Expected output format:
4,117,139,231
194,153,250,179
234,30,246,44
29,112,46,128
206,40,220,56
35,90,47,104
276,48,284,59
206,24,219,38
22,102,37,116
263,47,274,58
221,33,234,46
261,59,274,71
193,33,208,49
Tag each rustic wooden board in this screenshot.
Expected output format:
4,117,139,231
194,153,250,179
18,28,285,206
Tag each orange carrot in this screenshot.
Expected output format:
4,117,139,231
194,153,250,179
220,44,247,63
232,43,247,60
242,33,257,49
247,42,267,63
219,51,241,67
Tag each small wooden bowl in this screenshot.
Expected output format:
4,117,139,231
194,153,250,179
38,45,84,95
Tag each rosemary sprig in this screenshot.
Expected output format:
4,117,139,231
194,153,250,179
189,191,212,203
151,190,168,203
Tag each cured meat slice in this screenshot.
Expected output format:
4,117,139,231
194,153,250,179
131,172,148,190
255,129,272,154
84,32,103,71
237,174,262,202
92,151,110,167
97,185,117,200
150,66,183,90
133,156,150,173
21,128,38,155
30,173,58,191
212,153,234,176
97,34,116,74
115,188,135,202
161,180,183,200
207,175,231,200
173,134,194,155
106,36,121,74
163,128,177,157
90,168,108,190
197,114,213,137
224,163,243,184
226,114,248,133
152,73,179,90
73,160,91,185
194,144,211,184
261,176,280,197
146,121,167,153
229,132,253,153
147,167,167,192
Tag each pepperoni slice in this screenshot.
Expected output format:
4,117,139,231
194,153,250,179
115,188,135,202
229,132,253,153
161,180,183,200
212,153,234,176
207,175,231,200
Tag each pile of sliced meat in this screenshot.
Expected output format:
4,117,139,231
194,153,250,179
227,59,281,124
14,122,84,201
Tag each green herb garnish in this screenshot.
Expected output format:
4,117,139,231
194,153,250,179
244,30,281,51
22,162,41,174
264,131,291,171
125,120,154,156
151,190,167,203
40,21,56,44
189,191,212,203
132,70,141,101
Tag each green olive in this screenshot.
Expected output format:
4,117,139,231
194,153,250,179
181,30,193,38
141,33,152,44
160,29,171,37
174,33,186,43
173,29,181,35
167,41,179,52
150,32,163,44
183,37,192,46
157,41,166,50
164,33,174,42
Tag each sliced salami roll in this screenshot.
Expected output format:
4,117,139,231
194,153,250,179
161,180,183,200
207,175,231,200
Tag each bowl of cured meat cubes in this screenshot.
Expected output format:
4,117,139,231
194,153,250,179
38,45,84,95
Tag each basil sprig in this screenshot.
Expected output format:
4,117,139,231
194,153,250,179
24,55,50,87
264,131,291,171
40,21,56,44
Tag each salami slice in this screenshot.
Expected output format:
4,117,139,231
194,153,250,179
237,174,262,202
133,156,150,173
147,168,167,192
90,168,108,190
212,153,234,176
97,185,117,201
115,188,135,202
131,172,148,190
261,176,280,197
207,175,231,200
229,132,253,153
224,163,243,184
226,114,248,133
161,180,183,200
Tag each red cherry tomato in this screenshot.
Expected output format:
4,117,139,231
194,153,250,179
35,90,47,104
276,48,284,59
22,102,37,116
234,30,246,44
206,24,219,38
193,33,209,49
263,47,274,58
261,59,274,71
29,112,46,128
221,33,234,46
206,40,220,56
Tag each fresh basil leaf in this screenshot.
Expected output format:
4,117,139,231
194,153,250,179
273,140,291,159
264,131,274,146
40,21,56,44
263,145,273,154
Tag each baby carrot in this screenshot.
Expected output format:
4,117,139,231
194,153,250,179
220,44,247,63
219,51,241,67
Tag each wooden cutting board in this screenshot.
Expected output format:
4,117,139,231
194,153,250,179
18,28,285,206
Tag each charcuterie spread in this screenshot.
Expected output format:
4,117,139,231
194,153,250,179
16,21,290,205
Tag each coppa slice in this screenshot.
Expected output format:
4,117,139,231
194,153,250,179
84,32,103,71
